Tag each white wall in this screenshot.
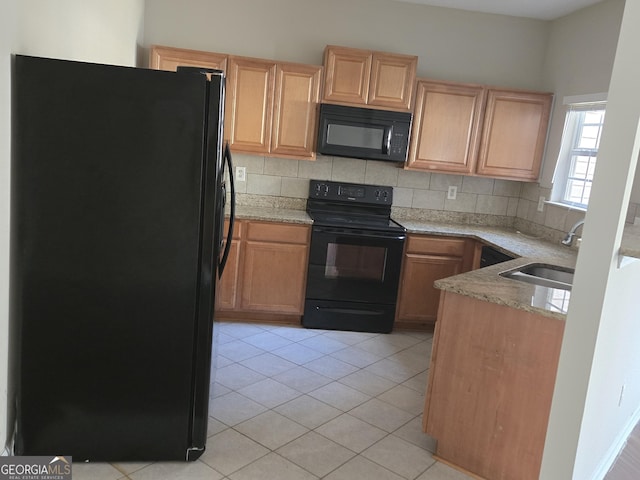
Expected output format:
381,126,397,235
143,0,549,90
539,0,624,187
1,0,145,453
541,0,640,478
15,0,144,64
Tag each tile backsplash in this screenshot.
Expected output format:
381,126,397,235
232,153,521,227
230,153,639,241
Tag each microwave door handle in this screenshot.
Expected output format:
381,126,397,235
382,129,391,154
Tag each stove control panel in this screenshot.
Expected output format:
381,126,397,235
309,180,393,204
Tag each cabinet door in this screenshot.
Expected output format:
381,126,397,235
215,220,243,312
368,52,417,111
271,63,322,159
396,254,463,326
477,89,552,181
225,56,276,153
241,241,308,314
149,45,227,73
322,46,371,105
215,239,241,311
407,80,485,173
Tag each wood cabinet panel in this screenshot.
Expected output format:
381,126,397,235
407,80,552,181
407,80,485,173
215,239,241,311
477,89,552,180
322,46,371,105
396,235,476,329
322,45,417,111
241,241,308,314
225,57,276,154
215,220,310,320
149,45,227,73
396,254,463,325
271,63,322,159
424,292,564,480
406,235,467,257
368,52,417,110
247,221,309,244
215,220,243,312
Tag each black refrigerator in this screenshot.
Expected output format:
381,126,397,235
11,55,235,461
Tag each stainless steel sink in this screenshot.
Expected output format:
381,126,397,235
499,263,574,290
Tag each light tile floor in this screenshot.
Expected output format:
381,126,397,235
73,322,474,480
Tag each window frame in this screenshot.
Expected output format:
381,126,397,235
551,95,607,210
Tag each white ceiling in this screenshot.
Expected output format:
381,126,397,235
391,0,604,20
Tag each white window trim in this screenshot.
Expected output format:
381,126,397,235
551,93,608,209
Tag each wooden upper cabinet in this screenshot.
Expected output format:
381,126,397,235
225,56,276,154
477,89,553,180
407,80,486,173
149,45,227,73
322,46,371,105
368,52,418,110
322,45,417,111
271,63,322,159
407,80,552,181
226,56,321,159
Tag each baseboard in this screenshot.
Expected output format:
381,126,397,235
589,406,640,480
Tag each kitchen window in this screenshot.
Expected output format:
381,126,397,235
552,96,607,209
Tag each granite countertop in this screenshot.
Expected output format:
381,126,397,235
400,219,578,320
229,208,640,320
234,205,312,225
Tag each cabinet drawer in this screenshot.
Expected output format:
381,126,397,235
246,222,309,244
406,235,467,256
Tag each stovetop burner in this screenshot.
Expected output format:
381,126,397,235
306,180,405,233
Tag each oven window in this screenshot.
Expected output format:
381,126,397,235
325,243,387,281
327,124,384,150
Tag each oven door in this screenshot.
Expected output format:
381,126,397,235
305,225,405,304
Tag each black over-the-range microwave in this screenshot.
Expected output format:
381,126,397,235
316,103,412,163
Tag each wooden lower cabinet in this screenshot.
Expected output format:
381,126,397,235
423,292,564,480
395,235,477,329
215,220,310,323
215,221,242,311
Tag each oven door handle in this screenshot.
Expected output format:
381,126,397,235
312,225,406,241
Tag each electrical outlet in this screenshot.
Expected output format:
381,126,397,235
447,186,457,200
537,196,545,212
236,166,246,182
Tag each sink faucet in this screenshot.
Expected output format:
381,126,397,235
561,219,585,246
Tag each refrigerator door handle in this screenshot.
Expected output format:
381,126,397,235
218,143,235,278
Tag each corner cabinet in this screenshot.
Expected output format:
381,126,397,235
215,220,311,323
322,45,417,111
395,235,478,329
407,79,552,181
